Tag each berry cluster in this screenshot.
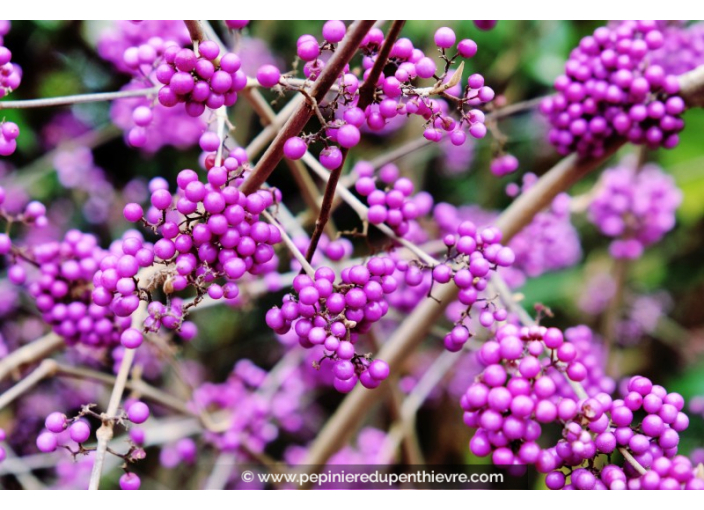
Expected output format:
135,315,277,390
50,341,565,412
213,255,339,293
97,21,206,151
141,296,197,343
0,20,21,97
38,402,149,454
0,189,48,264
490,154,519,177
0,21,21,156
111,83,206,151
547,376,694,490
121,164,281,335
461,319,700,490
280,25,495,167
588,161,682,259
156,41,245,116
463,324,590,465
432,223,515,350
89,231,155,330
15,230,134,348
52,145,119,225
265,260,393,392
353,161,427,237
433,177,581,290
37,412,92,453
651,21,704,77
541,20,686,157
97,20,191,75
192,359,304,454
38,402,149,490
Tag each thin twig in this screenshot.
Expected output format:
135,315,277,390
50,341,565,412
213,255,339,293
378,339,482,463
301,152,438,266
261,210,315,277
496,142,625,240
200,19,224,47
620,447,648,475
242,87,327,231
56,363,192,415
239,20,376,195
245,94,305,160
369,137,435,171
184,20,206,45
88,266,158,490
0,359,58,411
0,443,47,489
214,107,228,167
0,87,159,110
303,156,347,263
679,63,704,108
489,95,545,121
0,451,61,478
490,273,533,326
88,346,137,490
358,21,406,111
12,124,121,189
204,451,237,490
0,333,64,384
602,256,628,377
303,21,405,264
368,326,423,465
0,359,192,416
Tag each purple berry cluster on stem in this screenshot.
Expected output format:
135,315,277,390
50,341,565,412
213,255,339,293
280,25,495,170
541,20,686,157
0,20,21,156
588,160,682,259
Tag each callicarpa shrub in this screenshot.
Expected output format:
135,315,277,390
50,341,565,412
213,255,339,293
0,19,704,492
